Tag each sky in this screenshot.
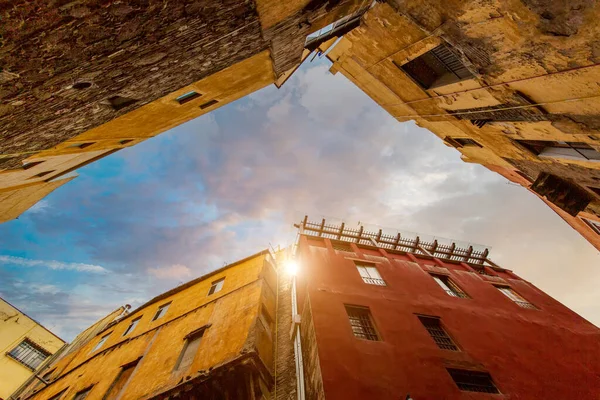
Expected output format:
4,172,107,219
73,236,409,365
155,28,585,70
1,58,599,340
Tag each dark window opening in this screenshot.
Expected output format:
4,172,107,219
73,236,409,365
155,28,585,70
175,91,202,105
431,274,469,298
8,339,50,370
355,263,386,286
516,140,600,161
345,305,380,341
454,138,482,148
108,96,138,111
29,170,55,179
331,241,353,252
103,359,139,400
73,387,93,400
447,369,499,393
174,328,207,372
208,278,225,295
199,99,219,109
418,316,458,351
515,170,534,183
72,82,92,90
48,389,68,400
68,142,94,149
22,161,44,170
531,172,592,216
119,139,133,145
398,44,474,89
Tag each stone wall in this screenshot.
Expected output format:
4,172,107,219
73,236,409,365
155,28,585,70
272,272,297,400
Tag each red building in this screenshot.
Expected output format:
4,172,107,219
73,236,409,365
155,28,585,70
293,217,600,399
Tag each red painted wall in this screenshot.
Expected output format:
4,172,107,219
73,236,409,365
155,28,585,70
296,235,600,399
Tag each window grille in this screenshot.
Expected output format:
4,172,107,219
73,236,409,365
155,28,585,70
152,303,171,321
431,275,469,298
497,286,536,309
7,339,50,370
418,316,458,351
355,264,386,286
399,44,474,89
122,317,141,336
447,369,499,393
331,241,353,252
345,306,379,341
208,278,225,295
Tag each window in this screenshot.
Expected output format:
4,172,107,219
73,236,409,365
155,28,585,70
175,91,201,105
152,303,171,321
583,218,600,235
73,387,93,400
496,286,536,309
259,306,273,333
30,170,55,178
122,317,141,336
398,44,474,89
7,339,50,370
331,241,353,252
107,95,137,111
355,263,386,286
517,140,600,161
447,369,499,393
208,278,224,295
48,389,68,400
174,328,207,372
92,333,111,352
103,359,139,400
22,160,44,170
431,275,468,298
418,316,458,351
119,139,133,145
345,305,379,341
454,138,482,148
199,99,219,109
68,142,94,149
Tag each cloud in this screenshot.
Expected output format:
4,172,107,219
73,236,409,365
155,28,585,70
0,255,107,273
148,264,193,280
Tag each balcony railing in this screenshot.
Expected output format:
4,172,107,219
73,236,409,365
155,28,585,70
362,277,386,286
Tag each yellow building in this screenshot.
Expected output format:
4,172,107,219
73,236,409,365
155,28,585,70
0,298,65,400
0,0,367,223
322,0,600,250
13,250,279,400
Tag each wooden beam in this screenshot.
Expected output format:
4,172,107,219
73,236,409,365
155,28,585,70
318,218,325,237
356,225,363,243
338,222,345,239
393,233,401,251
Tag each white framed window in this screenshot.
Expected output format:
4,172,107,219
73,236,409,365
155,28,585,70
355,263,386,286
122,317,141,336
92,333,111,352
496,286,536,309
583,218,600,235
152,303,171,321
431,275,468,298
208,278,225,296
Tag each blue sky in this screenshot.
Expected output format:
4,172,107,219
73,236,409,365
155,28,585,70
1,58,599,340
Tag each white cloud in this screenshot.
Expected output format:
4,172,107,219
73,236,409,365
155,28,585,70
0,255,107,273
148,264,193,279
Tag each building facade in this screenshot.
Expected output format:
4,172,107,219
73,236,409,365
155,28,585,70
323,0,600,250
0,298,65,400
292,217,600,398
0,0,368,222
12,250,278,400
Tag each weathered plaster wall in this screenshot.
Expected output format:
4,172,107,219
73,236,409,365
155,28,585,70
296,235,600,398
0,299,65,399
22,252,276,400
327,0,600,250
